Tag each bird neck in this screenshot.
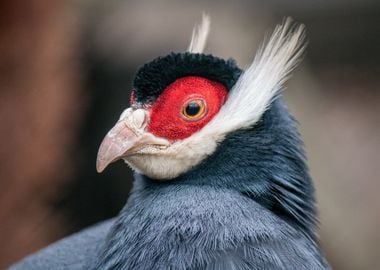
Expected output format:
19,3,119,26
194,99,317,238
133,98,317,239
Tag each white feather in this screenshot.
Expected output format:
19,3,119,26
188,13,211,53
126,19,306,180
201,18,306,138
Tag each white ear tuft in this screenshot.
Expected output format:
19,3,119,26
188,13,211,54
204,18,306,136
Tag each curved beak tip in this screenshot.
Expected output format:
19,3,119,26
96,143,121,173
95,139,119,174
96,160,106,173
95,122,138,174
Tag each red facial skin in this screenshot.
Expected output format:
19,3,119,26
143,76,228,141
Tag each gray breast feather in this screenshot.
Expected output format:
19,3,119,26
9,219,114,270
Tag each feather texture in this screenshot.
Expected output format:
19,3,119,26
188,13,211,54
204,17,306,137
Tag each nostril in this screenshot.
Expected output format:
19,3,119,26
119,108,133,121
132,109,146,128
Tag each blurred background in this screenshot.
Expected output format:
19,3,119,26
0,0,379,268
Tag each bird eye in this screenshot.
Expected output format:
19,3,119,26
181,99,206,121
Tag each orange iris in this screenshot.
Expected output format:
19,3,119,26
181,99,206,121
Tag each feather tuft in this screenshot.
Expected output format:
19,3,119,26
188,13,211,53
205,17,306,136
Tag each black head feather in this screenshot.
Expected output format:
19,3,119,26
133,52,242,104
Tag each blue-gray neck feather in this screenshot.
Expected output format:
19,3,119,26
175,96,316,237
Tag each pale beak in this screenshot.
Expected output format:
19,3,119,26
96,108,169,173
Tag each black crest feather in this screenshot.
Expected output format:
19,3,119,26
133,52,242,104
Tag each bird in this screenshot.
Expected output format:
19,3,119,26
10,16,330,270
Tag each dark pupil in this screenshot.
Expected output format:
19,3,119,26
185,102,200,116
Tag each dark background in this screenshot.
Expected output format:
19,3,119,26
0,0,379,269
